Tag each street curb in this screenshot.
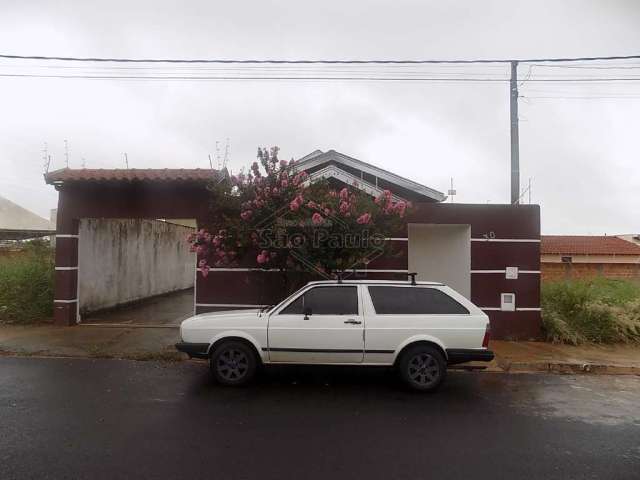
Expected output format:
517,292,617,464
496,358,640,375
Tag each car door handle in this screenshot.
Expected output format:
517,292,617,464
344,319,362,325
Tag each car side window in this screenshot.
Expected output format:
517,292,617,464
279,286,358,315
368,286,469,315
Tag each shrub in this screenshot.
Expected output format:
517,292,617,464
541,278,640,344
0,242,54,324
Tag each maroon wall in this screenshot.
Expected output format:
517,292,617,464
195,203,541,340
53,182,541,340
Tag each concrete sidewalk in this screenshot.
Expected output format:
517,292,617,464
490,340,640,375
0,324,181,361
1,322,639,375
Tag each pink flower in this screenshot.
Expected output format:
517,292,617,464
339,188,349,200
257,250,269,265
311,213,324,225
339,201,350,215
307,201,318,210
281,179,288,188
394,201,407,217
240,210,253,221
356,212,372,225
201,265,210,278
290,198,301,211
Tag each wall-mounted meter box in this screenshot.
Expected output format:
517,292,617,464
505,267,519,279
501,293,516,311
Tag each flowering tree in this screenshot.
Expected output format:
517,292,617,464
188,147,410,279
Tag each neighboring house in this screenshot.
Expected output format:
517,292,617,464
0,195,55,242
541,235,640,280
45,149,541,339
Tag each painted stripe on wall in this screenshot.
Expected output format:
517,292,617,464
195,303,267,308
480,307,541,312
471,238,540,243
471,270,540,274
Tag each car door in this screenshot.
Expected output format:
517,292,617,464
267,285,364,364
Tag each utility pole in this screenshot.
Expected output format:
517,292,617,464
64,139,69,168
124,152,129,169
510,61,520,204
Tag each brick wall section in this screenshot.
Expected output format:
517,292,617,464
542,262,640,281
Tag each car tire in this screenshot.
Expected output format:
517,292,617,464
210,341,258,386
398,344,447,392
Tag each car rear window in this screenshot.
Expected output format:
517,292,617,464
367,286,469,315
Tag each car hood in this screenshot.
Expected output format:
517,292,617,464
180,309,264,329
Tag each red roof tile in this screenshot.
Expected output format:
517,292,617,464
45,168,219,184
541,235,640,256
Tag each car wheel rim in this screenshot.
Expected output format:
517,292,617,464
408,353,440,387
216,348,249,381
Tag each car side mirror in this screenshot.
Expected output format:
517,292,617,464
303,307,312,320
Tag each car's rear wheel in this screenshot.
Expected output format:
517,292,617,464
398,345,446,392
210,341,257,386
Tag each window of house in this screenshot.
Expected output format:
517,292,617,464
561,256,573,263
279,286,358,315
368,286,469,315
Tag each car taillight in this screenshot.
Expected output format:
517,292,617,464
482,323,491,348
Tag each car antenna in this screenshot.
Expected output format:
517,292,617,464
408,272,417,285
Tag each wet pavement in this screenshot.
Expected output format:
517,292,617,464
1,357,638,479
82,288,194,326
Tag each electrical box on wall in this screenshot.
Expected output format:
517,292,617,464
501,293,516,311
505,266,519,279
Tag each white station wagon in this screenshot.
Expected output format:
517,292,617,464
176,280,493,391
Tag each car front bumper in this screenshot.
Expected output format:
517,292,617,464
175,342,210,359
446,348,495,365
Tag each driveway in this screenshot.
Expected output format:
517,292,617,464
1,357,639,479
82,288,193,326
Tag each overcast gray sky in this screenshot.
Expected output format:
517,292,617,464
1,0,639,234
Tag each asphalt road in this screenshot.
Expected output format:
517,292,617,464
1,357,639,480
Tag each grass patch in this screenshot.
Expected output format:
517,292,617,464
0,242,54,324
542,277,640,344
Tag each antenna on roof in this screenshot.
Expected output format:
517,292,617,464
215,141,221,169
64,139,69,168
42,142,50,174
124,152,129,169
408,272,417,285
223,138,230,169
447,178,456,203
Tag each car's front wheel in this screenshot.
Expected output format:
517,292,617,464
210,341,258,386
398,344,446,392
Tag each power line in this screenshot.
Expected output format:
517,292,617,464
1,53,640,64
3,73,640,82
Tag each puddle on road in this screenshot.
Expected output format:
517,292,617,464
503,375,640,426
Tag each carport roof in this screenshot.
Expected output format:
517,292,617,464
45,168,221,184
